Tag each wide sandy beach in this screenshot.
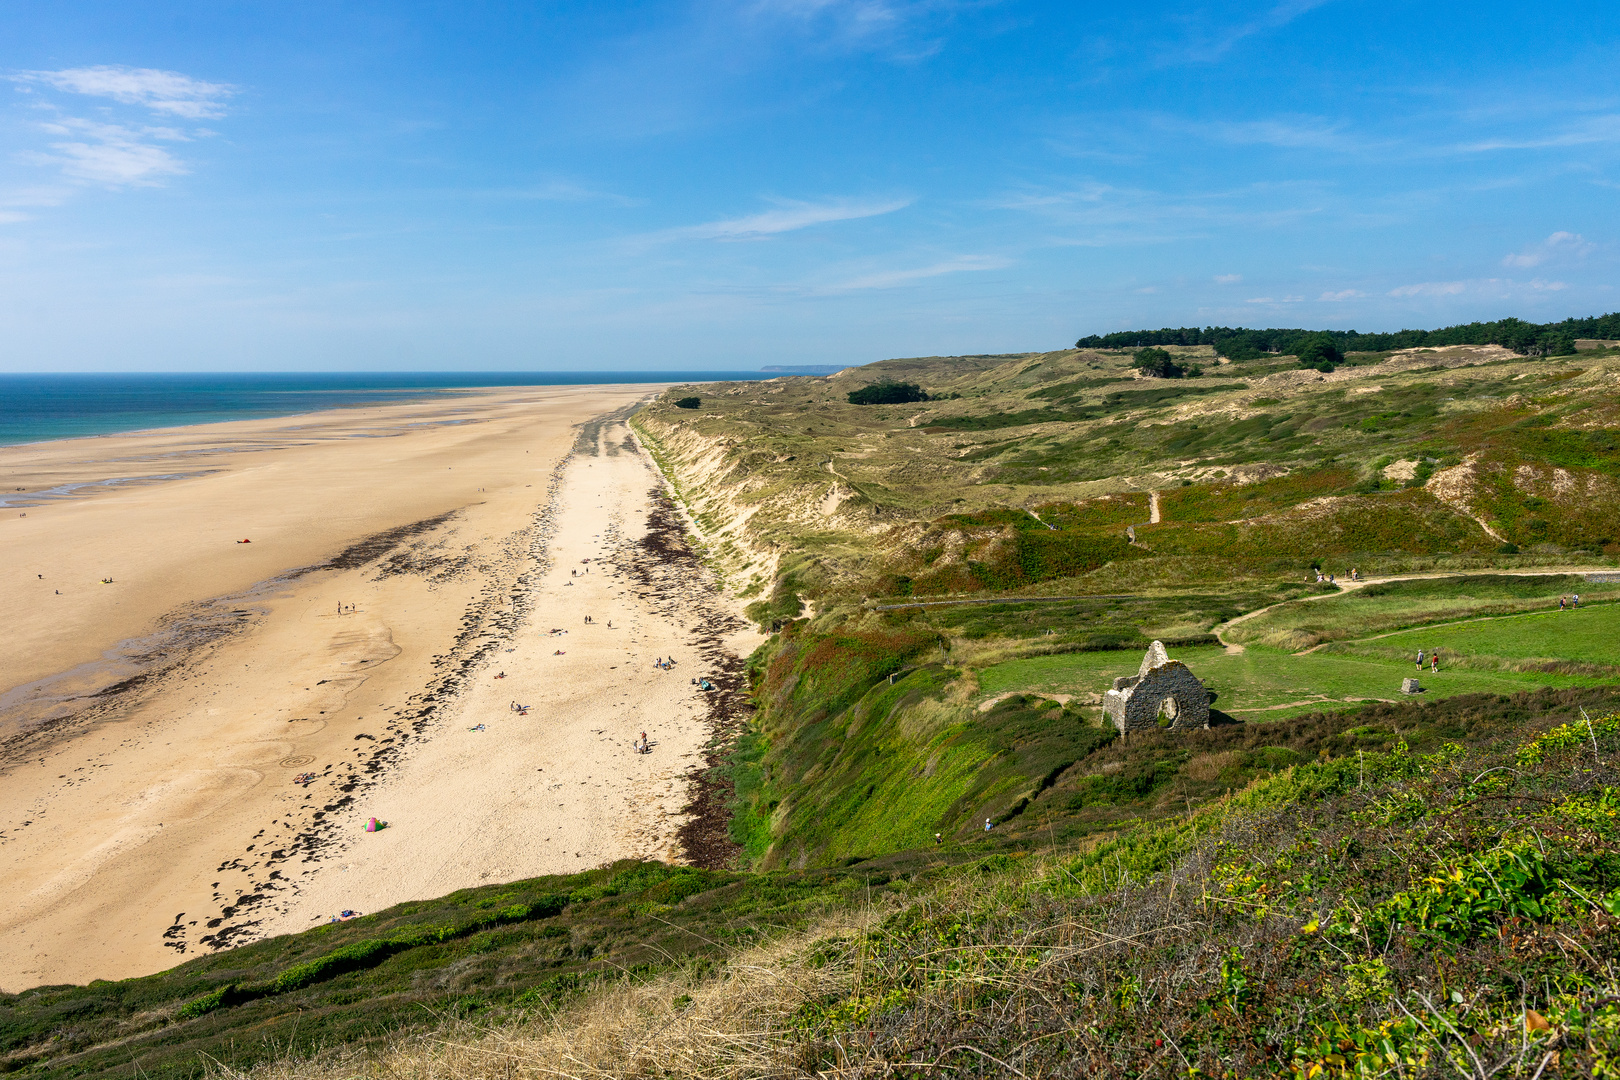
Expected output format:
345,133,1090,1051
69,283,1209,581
0,386,759,990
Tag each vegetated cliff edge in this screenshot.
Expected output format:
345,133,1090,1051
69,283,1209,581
630,344,1620,871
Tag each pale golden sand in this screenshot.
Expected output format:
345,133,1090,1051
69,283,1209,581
0,387,759,990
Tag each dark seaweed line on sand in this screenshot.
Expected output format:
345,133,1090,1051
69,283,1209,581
189,462,578,952
608,428,751,870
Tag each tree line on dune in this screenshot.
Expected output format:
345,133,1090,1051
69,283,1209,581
1075,311,1620,361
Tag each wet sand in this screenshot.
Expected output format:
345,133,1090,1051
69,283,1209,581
0,388,759,990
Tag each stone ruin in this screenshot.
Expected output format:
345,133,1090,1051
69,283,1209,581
1102,640,1210,737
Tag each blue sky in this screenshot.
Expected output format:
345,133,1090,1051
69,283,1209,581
2,1,1617,371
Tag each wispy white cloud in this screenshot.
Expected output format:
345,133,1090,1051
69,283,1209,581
1318,288,1364,301
1201,115,1364,152
661,197,910,240
993,179,1324,243
1245,294,1304,303
829,253,1009,290
13,66,235,119
22,118,191,185
1214,273,1242,284
1160,0,1336,64
487,180,640,206
8,66,232,190
1385,277,1570,299
748,0,950,60
1502,230,1595,268
1388,280,1466,298
0,184,70,224
1452,113,1620,153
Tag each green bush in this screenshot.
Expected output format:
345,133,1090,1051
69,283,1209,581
848,380,928,405
1132,347,1186,378
1295,335,1343,372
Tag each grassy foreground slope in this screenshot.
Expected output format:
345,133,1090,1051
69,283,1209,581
0,860,932,1077
247,693,1620,1078
9,688,1618,1078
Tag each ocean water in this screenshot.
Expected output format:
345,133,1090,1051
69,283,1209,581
0,372,771,447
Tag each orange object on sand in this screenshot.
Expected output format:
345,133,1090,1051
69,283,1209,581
238,539,251,543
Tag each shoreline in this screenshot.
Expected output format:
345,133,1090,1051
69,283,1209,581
0,386,760,990
0,371,769,452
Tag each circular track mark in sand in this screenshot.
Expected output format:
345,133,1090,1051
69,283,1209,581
279,754,316,768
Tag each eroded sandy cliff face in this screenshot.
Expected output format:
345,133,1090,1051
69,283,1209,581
632,410,874,603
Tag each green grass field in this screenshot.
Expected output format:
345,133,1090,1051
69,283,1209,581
977,639,1609,722
1327,601,1620,668
1223,574,1620,651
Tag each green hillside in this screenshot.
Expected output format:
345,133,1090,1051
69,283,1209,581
8,323,1620,1078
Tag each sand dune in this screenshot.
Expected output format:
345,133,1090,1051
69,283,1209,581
0,387,759,990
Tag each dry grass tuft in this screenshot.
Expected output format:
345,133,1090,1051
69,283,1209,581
1182,750,1240,782
222,906,891,1080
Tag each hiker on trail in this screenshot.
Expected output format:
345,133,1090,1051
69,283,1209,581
984,818,993,832
1416,649,1424,670
1574,593,1582,607
1559,596,1567,610
1431,651,1439,673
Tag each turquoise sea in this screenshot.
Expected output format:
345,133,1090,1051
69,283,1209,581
0,371,769,447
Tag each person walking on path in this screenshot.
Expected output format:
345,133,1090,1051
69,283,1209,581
1416,648,1425,670
1559,596,1567,611
1431,650,1439,674
1574,593,1582,608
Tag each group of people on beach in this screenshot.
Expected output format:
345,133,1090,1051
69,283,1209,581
508,701,529,715
633,730,651,754
654,655,677,670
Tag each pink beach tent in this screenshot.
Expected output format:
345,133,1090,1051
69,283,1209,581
365,817,388,832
